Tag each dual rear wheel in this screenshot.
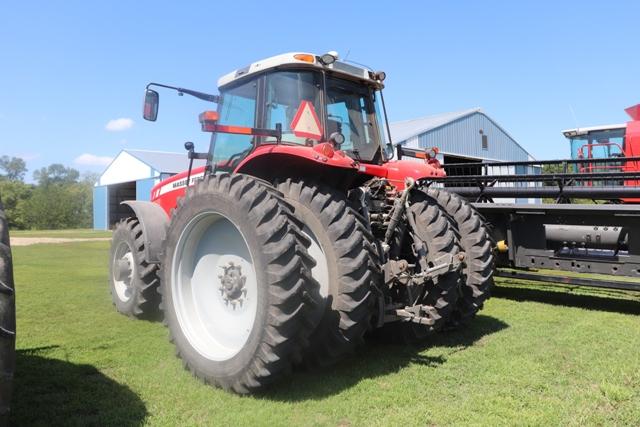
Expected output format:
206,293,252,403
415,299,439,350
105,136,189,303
276,179,381,367
160,174,320,393
423,188,494,327
108,173,494,392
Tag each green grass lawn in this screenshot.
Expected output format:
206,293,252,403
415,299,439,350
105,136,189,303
11,228,112,239
10,240,640,426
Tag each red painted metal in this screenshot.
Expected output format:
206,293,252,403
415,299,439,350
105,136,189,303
623,104,640,201
150,166,207,215
150,143,445,213
358,159,445,190
234,143,358,172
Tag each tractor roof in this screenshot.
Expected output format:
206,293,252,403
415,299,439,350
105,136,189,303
217,52,382,89
562,123,626,137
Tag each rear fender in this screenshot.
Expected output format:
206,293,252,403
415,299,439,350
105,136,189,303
234,144,360,189
121,201,169,264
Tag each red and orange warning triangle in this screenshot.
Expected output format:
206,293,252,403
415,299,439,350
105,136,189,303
290,100,323,140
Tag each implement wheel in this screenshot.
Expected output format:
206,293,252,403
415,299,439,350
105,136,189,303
0,197,15,424
277,179,381,367
160,174,318,394
109,218,161,319
425,188,494,326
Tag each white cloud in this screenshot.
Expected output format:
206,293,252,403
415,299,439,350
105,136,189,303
74,153,113,167
105,117,134,131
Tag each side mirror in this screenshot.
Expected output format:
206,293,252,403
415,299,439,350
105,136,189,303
143,89,159,121
329,132,345,147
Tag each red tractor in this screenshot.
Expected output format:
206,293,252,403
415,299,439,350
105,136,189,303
109,52,494,393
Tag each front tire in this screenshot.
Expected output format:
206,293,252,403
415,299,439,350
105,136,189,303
0,197,16,424
161,174,318,394
109,218,160,319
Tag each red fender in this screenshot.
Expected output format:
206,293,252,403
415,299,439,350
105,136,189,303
150,143,446,214
234,143,358,172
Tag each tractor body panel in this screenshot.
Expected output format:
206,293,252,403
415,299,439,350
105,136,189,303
361,159,445,190
151,166,207,215
149,146,446,212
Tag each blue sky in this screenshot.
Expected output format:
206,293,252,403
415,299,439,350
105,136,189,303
1,1,638,179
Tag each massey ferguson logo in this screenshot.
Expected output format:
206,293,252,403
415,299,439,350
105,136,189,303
158,172,205,196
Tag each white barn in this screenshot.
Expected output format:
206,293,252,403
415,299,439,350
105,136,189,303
93,150,205,230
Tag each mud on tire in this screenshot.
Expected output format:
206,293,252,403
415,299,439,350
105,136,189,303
0,197,15,424
109,218,161,319
277,179,381,367
160,173,319,394
424,188,494,325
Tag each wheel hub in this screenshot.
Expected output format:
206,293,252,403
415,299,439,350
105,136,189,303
218,261,247,308
172,211,258,361
115,258,133,282
112,243,135,302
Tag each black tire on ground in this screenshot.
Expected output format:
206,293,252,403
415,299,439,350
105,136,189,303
0,197,16,424
424,188,494,326
160,173,319,394
108,218,161,319
393,195,461,342
277,179,381,367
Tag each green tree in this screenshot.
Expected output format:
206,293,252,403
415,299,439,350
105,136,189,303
33,164,80,186
23,164,94,229
81,171,100,186
0,156,27,182
0,180,33,229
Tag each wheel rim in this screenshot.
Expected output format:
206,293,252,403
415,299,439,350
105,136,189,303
300,224,330,323
112,241,135,302
172,211,258,362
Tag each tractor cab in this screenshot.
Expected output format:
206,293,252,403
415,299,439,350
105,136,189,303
563,124,626,161
561,105,640,191
209,52,393,170
143,52,444,193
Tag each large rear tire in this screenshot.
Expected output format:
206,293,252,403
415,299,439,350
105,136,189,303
108,218,160,319
160,174,319,394
277,179,381,367
424,188,494,326
393,195,461,341
0,197,15,424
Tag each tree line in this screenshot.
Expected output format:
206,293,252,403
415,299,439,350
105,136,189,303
0,155,99,229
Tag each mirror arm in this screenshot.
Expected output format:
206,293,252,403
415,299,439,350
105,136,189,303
184,142,209,187
147,82,220,103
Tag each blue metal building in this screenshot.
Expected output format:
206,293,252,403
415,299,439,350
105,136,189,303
391,108,538,203
93,149,205,230
390,108,533,163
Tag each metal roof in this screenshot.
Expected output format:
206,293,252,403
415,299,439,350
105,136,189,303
390,108,533,160
124,149,206,173
217,51,380,89
390,108,484,142
561,123,626,137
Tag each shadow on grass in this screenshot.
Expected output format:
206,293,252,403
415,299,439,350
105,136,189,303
262,314,508,401
11,347,147,426
493,282,640,315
